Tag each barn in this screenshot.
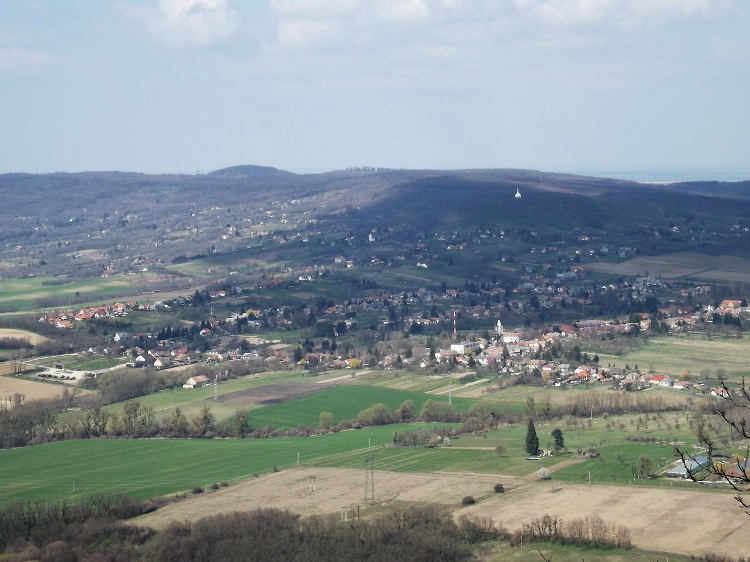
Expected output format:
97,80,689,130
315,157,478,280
666,456,710,479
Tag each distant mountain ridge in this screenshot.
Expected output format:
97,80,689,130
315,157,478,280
208,165,296,178
1,165,749,283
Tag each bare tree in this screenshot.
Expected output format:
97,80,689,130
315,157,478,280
677,377,750,514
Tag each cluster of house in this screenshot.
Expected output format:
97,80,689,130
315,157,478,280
38,301,165,328
656,298,749,330
127,346,193,369
37,291,235,330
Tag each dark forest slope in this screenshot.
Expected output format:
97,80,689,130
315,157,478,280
1,166,749,283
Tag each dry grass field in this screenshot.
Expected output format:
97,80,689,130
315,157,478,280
132,466,746,559
0,375,93,403
214,382,323,406
0,364,34,376
584,251,750,281
0,328,48,345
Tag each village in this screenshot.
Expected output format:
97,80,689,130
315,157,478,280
32,263,749,401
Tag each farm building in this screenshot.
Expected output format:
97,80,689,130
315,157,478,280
183,375,211,389
666,456,710,479
721,458,749,481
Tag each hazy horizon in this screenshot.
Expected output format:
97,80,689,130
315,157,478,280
2,1,748,177
3,164,749,185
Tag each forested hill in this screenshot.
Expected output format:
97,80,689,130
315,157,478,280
0,166,749,283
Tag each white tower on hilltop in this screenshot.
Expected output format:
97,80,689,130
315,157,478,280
515,187,522,199
496,320,505,344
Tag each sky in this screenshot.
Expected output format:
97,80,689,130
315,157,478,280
1,0,749,178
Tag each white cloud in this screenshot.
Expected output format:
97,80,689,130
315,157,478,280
376,0,431,23
276,18,340,49
0,47,55,70
624,0,718,26
514,0,726,27
146,0,239,47
270,0,360,18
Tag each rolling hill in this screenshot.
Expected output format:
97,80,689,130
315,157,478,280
1,166,749,293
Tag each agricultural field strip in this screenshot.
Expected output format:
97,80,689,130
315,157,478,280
597,335,750,381
248,385,473,429
428,378,488,395
0,425,424,504
120,382,474,427
0,406,732,507
583,251,750,281
0,328,49,344
133,464,748,558
0,277,132,307
0,376,95,401
103,372,306,415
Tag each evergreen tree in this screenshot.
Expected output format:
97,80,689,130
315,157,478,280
551,428,564,451
525,418,539,455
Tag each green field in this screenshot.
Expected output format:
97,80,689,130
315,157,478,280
583,334,750,384
0,424,410,504
250,385,474,429
0,275,156,311
1,408,728,507
103,371,308,421
483,541,692,562
105,376,476,428
360,370,496,394
2,335,747,513
315,411,711,483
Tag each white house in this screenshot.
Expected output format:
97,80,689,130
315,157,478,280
450,341,481,355
183,375,211,389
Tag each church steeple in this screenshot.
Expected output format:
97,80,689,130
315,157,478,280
496,320,505,343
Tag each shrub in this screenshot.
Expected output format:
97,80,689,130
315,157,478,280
457,515,500,543
220,481,229,487
210,483,220,491
493,484,505,493
461,496,476,505
192,487,204,495
145,506,476,562
518,513,631,549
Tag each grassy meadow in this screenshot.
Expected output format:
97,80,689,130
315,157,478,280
103,371,308,421
106,377,475,429
481,541,693,562
0,275,157,312
586,334,750,384
315,410,710,484
1,404,730,507
0,424,420,504
249,385,474,429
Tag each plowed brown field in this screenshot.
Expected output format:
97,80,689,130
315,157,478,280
132,466,746,558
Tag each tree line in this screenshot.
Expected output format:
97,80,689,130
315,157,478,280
1,378,714,449
0,497,512,562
